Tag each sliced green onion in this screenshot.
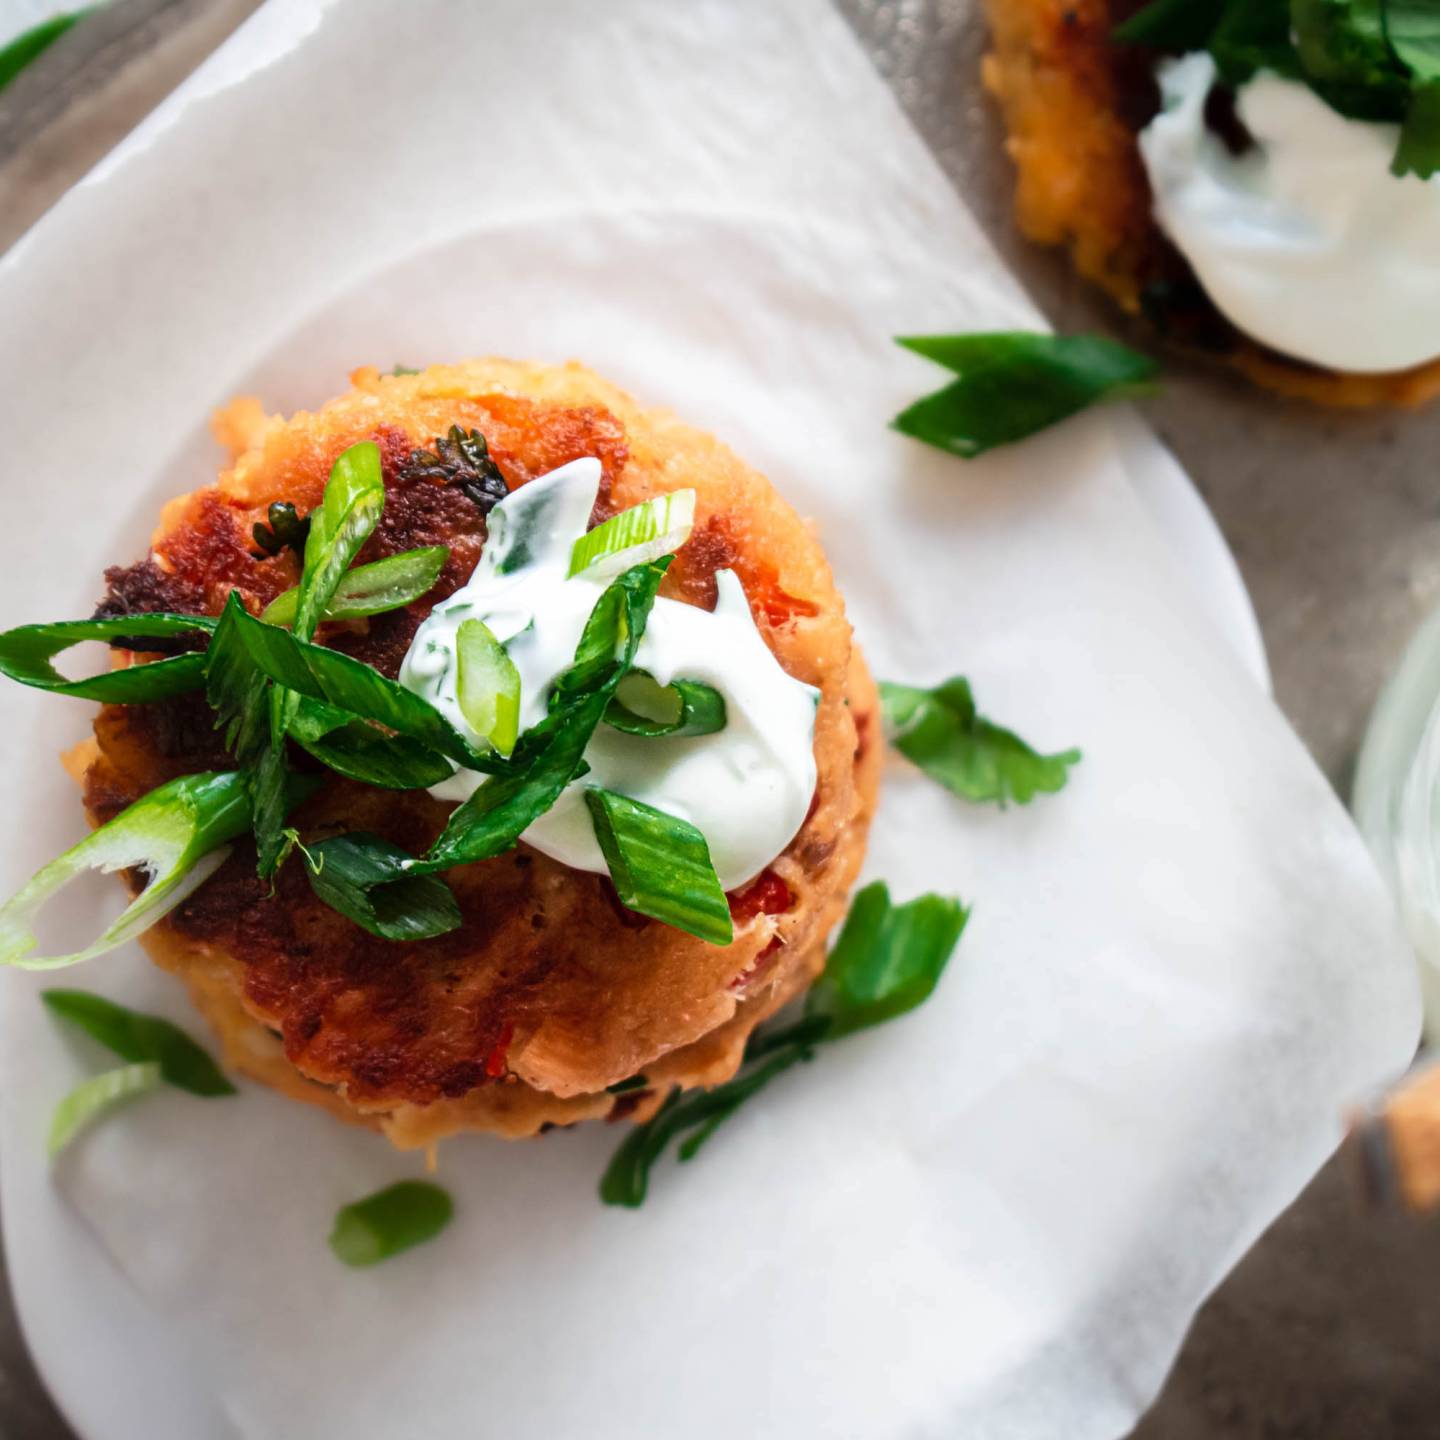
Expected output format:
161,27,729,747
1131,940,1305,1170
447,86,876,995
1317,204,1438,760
804,881,969,1040
584,789,732,945
293,441,387,642
214,594,502,775
892,333,1159,460
0,614,217,702
599,1044,814,1206
329,1180,454,1267
599,881,968,1206
1394,81,1440,179
241,441,386,873
0,771,256,971
204,603,304,878
0,8,95,94
422,561,670,871
41,989,235,1096
879,676,1080,806
568,489,696,579
48,1062,161,1158
261,546,448,627
604,672,726,738
302,833,461,941
456,620,521,757
287,697,454,790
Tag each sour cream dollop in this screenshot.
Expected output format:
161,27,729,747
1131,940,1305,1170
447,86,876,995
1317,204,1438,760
399,459,819,891
1138,52,1440,373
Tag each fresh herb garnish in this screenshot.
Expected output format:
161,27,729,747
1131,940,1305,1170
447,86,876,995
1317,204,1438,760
600,881,969,1206
41,989,236,1095
607,1073,650,1094
880,677,1080,807
388,365,421,376
230,443,388,874
42,988,232,1153
403,426,508,515
299,560,677,928
892,333,1159,459
585,789,733,944
420,559,671,871
329,1180,455,1267
603,672,727,738
261,546,448,628
205,602,296,878
300,834,462,941
290,441,386,642
250,501,311,561
455,619,521,757
211,593,501,773
568,489,696,578
0,613,217,702
286,697,455,791
48,1063,161,1158
0,770,295,970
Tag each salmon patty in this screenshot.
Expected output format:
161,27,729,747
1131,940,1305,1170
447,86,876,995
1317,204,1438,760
77,359,880,1150
981,0,1440,408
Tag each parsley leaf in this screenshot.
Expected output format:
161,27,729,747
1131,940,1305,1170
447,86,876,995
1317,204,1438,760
879,677,1080,807
600,881,969,1206
892,333,1159,460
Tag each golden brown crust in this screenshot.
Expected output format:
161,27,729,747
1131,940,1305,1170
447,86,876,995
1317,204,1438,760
80,359,879,1146
980,0,1440,409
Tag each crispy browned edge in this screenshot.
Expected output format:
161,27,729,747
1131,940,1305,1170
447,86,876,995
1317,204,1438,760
979,0,1440,410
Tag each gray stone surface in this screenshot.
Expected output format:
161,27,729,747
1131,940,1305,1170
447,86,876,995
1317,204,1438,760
2,1,1438,1435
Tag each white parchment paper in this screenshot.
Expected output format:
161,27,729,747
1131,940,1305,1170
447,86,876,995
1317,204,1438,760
0,2,1417,1438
